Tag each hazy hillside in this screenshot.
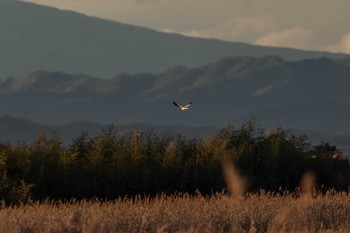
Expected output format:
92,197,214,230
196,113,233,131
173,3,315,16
338,57,350,67
1,56,350,134
0,0,347,78
0,115,101,143
0,115,217,144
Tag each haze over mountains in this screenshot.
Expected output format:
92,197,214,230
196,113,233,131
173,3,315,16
0,0,347,78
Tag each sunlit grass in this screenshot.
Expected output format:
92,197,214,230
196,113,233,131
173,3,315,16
1,164,349,232
0,190,349,233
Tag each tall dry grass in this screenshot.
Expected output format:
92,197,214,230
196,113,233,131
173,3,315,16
0,189,349,233
0,163,349,233
222,158,246,199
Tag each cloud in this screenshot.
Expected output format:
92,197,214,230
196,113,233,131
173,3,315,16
327,32,350,54
161,16,276,42
224,16,276,40
255,27,314,49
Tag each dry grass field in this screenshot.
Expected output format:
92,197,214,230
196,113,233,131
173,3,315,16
0,170,349,233
0,191,349,233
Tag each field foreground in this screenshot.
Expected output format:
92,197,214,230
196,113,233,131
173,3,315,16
0,191,349,233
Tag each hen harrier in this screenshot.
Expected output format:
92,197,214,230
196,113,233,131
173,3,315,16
173,101,192,111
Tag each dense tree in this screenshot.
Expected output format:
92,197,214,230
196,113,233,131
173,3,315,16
0,121,349,205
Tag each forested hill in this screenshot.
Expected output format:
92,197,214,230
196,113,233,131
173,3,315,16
0,0,346,77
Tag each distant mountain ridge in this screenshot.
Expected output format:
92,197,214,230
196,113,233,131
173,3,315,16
1,55,350,134
0,0,347,78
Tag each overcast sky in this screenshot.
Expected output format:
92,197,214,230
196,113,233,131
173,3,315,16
22,0,350,54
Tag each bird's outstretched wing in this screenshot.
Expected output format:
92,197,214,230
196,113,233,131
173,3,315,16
173,102,181,108
184,102,192,108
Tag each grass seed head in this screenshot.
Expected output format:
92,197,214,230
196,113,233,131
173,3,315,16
222,159,246,198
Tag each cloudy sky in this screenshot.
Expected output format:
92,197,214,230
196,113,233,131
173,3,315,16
22,0,350,53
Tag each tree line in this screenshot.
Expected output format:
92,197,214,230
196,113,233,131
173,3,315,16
0,119,349,204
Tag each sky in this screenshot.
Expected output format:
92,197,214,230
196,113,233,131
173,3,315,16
22,0,350,54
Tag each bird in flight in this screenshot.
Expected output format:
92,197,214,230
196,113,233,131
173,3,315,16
173,101,192,111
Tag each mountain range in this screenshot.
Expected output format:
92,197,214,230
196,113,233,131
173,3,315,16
0,0,347,78
1,55,350,133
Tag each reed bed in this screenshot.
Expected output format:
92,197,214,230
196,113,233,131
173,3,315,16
0,190,349,233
